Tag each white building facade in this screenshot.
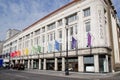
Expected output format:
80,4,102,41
2,0,120,73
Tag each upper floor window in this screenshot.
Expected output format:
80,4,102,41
42,27,45,32
59,30,62,38
70,27,73,36
35,29,40,35
58,19,63,26
31,32,33,37
26,34,30,39
42,35,45,43
83,7,90,17
85,21,90,32
67,13,77,23
50,33,53,41
75,24,77,34
47,22,56,30
19,38,22,43
34,37,38,45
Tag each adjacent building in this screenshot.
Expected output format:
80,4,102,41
2,0,120,73
6,29,21,40
0,40,4,58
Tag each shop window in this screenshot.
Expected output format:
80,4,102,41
84,55,94,72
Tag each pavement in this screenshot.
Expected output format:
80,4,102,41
14,69,120,80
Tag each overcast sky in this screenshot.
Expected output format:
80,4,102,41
0,0,120,41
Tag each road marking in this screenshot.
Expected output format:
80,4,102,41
4,73,29,79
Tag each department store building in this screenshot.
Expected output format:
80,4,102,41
2,0,120,73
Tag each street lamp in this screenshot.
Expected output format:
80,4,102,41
9,42,12,69
65,19,69,75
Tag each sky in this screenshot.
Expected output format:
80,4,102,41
0,0,120,41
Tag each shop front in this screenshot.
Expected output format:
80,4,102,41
68,57,78,72
46,59,54,70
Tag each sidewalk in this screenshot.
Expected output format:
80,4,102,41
19,69,120,79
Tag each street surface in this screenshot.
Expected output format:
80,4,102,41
0,69,88,80
0,69,120,80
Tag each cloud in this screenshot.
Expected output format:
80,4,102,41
112,0,120,18
0,0,71,40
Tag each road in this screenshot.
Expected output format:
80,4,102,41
0,69,88,80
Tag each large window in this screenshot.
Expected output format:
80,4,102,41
34,37,39,45
85,21,90,32
47,22,56,30
70,27,73,36
75,24,77,34
26,34,30,39
42,27,45,32
84,55,94,72
35,29,40,35
58,19,63,26
83,7,90,17
67,13,77,23
42,35,45,43
59,30,62,38
50,33,53,41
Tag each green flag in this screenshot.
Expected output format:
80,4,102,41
37,45,41,53
32,46,38,54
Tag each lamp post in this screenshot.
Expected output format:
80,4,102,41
9,42,12,69
65,19,69,75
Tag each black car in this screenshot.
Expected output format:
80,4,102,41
17,64,25,70
13,63,25,70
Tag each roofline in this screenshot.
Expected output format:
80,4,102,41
23,0,80,32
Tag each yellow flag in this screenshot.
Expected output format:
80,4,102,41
25,48,29,55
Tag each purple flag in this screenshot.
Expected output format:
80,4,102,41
87,32,91,47
72,37,77,49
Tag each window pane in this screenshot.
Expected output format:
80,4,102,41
84,8,90,17
84,55,94,64
85,21,90,32
59,30,62,38
75,24,77,34
70,27,73,35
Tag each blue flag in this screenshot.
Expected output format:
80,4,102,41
72,37,77,49
55,40,60,51
48,43,52,52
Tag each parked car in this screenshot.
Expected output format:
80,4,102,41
13,63,25,70
18,64,25,70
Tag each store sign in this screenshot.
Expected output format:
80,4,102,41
86,66,94,72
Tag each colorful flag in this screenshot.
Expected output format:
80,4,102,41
32,46,37,54
72,37,77,49
17,50,21,56
25,48,29,55
37,45,41,53
55,40,60,51
48,43,52,52
14,51,17,57
87,32,91,47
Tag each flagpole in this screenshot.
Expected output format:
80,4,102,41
9,42,12,69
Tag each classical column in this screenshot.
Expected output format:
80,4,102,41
15,60,18,64
54,58,58,71
43,59,46,70
105,55,109,72
78,56,84,72
22,60,25,64
94,55,99,72
62,57,65,71
39,59,41,70
28,59,30,69
31,59,33,69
